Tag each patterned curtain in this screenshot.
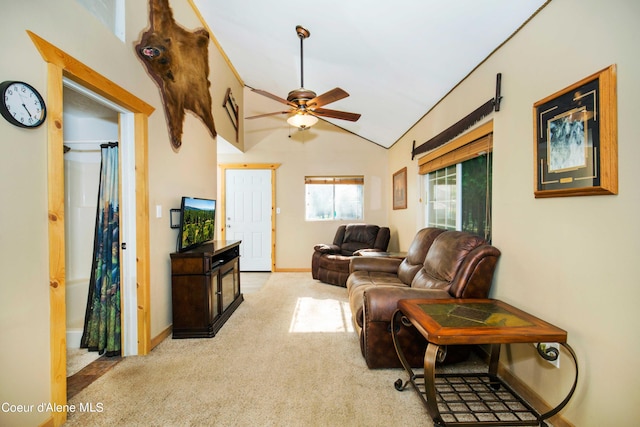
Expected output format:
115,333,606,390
81,142,121,357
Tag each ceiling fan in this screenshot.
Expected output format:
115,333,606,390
246,25,361,129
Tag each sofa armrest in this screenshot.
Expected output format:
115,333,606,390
349,256,401,274
313,243,341,254
364,286,451,323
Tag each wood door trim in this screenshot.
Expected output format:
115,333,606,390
28,31,153,426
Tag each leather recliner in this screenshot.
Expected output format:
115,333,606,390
347,228,501,368
312,224,390,287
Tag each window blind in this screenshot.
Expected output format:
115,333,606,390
418,121,493,175
304,176,364,185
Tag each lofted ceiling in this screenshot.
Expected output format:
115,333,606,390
194,0,548,148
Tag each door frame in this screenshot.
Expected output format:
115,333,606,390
219,163,280,272
29,31,154,426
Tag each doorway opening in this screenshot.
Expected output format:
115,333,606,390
62,79,137,390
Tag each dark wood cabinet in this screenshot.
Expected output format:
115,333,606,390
170,240,243,338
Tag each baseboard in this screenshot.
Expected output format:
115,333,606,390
151,325,172,350
474,347,574,427
66,329,83,349
273,268,311,272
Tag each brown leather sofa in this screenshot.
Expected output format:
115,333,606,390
347,228,501,368
312,224,390,287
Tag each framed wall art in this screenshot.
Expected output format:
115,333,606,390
533,64,617,198
393,167,407,210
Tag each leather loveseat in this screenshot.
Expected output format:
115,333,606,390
346,227,501,368
312,224,390,287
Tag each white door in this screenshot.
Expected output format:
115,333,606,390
225,169,272,271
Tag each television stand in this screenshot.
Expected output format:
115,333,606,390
170,240,243,338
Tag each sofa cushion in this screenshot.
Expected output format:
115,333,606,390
341,241,376,255
347,271,407,328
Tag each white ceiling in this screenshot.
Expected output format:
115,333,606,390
194,0,548,148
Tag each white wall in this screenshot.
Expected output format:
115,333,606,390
389,1,640,425
64,156,101,334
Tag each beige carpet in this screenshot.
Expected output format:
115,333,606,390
65,272,433,426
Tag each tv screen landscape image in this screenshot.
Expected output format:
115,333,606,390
178,197,216,252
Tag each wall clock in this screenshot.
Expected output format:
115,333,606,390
0,80,47,128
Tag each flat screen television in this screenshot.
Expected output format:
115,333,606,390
178,197,216,252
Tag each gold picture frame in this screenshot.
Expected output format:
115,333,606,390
393,167,407,210
533,65,618,198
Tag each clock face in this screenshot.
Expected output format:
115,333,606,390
0,81,47,128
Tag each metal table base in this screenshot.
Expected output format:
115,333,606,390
391,309,578,427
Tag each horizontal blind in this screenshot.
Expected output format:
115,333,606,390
418,133,492,176
305,176,364,185
418,121,493,175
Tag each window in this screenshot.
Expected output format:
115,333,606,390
425,154,492,240
419,123,493,241
426,164,459,230
305,176,364,221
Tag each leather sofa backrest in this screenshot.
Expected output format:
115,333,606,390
336,224,390,255
411,231,500,298
397,228,445,285
372,227,391,252
332,225,347,246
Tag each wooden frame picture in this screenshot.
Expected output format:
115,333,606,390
393,167,407,210
533,65,617,198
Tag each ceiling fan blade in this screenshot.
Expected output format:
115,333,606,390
307,88,349,108
311,107,361,122
245,111,291,120
252,88,297,107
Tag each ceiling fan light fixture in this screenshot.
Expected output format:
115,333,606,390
246,25,361,127
287,112,318,129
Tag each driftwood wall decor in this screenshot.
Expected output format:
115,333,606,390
136,0,216,150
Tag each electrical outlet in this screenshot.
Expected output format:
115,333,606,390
536,342,560,368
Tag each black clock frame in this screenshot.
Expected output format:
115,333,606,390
0,80,47,128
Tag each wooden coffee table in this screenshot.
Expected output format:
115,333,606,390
391,299,578,427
